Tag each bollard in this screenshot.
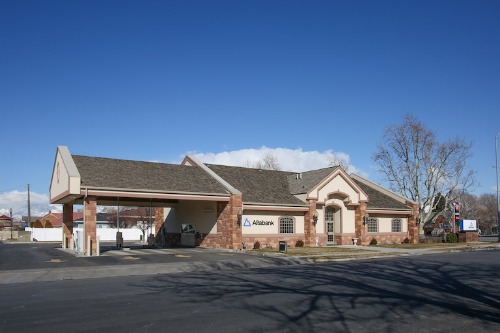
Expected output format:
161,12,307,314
86,235,91,256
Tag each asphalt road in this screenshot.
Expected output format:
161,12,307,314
1,249,499,332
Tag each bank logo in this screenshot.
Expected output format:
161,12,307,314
243,218,251,227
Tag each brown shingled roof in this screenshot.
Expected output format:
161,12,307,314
351,178,410,210
70,154,412,211
287,167,338,194
206,164,307,206
72,155,229,195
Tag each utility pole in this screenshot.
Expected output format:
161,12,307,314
9,208,13,240
27,184,31,228
495,132,500,242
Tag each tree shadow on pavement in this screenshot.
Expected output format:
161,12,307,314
131,251,500,332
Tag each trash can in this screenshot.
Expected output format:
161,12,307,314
279,241,287,252
147,234,155,246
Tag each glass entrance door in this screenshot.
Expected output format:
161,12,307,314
325,207,335,245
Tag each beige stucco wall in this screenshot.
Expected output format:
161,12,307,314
316,203,356,235
315,205,325,232
368,216,408,233
50,148,80,202
50,152,69,199
342,207,356,233
315,174,367,204
242,210,304,235
164,201,217,234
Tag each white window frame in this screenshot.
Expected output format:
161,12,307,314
279,217,294,234
367,218,378,233
325,207,334,222
392,218,402,232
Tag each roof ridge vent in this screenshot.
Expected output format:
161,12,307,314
296,173,302,180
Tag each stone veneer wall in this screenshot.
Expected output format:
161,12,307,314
407,202,419,243
162,233,228,248
334,233,358,245
213,194,242,249
304,200,316,246
365,232,409,245
241,234,306,249
62,203,73,249
84,197,97,255
458,231,479,243
164,233,181,246
315,234,327,246
154,207,165,242
354,202,367,245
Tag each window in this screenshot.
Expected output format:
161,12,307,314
392,218,402,232
279,217,294,234
325,207,334,222
367,218,378,233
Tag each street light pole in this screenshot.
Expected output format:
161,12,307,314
9,208,13,240
496,132,500,242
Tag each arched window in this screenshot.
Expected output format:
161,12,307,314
392,218,402,232
367,218,378,233
279,217,294,234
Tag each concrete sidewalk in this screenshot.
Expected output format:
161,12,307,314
292,243,500,262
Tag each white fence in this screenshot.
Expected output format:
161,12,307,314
97,228,154,241
25,227,154,242
27,227,62,242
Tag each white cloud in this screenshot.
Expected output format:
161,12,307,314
189,146,366,175
0,190,60,219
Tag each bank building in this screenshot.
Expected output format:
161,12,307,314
50,146,418,255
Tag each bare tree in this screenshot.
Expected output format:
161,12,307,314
476,193,497,234
328,154,352,173
103,206,138,228
253,153,281,170
457,192,479,220
136,208,153,242
373,114,476,234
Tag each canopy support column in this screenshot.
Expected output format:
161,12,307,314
355,202,368,245
304,199,317,247
62,203,73,249
84,196,97,255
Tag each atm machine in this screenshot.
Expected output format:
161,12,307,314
180,224,196,247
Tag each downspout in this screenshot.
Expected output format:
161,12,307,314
83,188,88,255
117,197,120,233
149,200,153,238
83,188,88,225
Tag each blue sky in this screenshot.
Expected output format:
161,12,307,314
1,0,499,217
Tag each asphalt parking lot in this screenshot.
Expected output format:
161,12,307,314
0,241,311,284
0,241,264,271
